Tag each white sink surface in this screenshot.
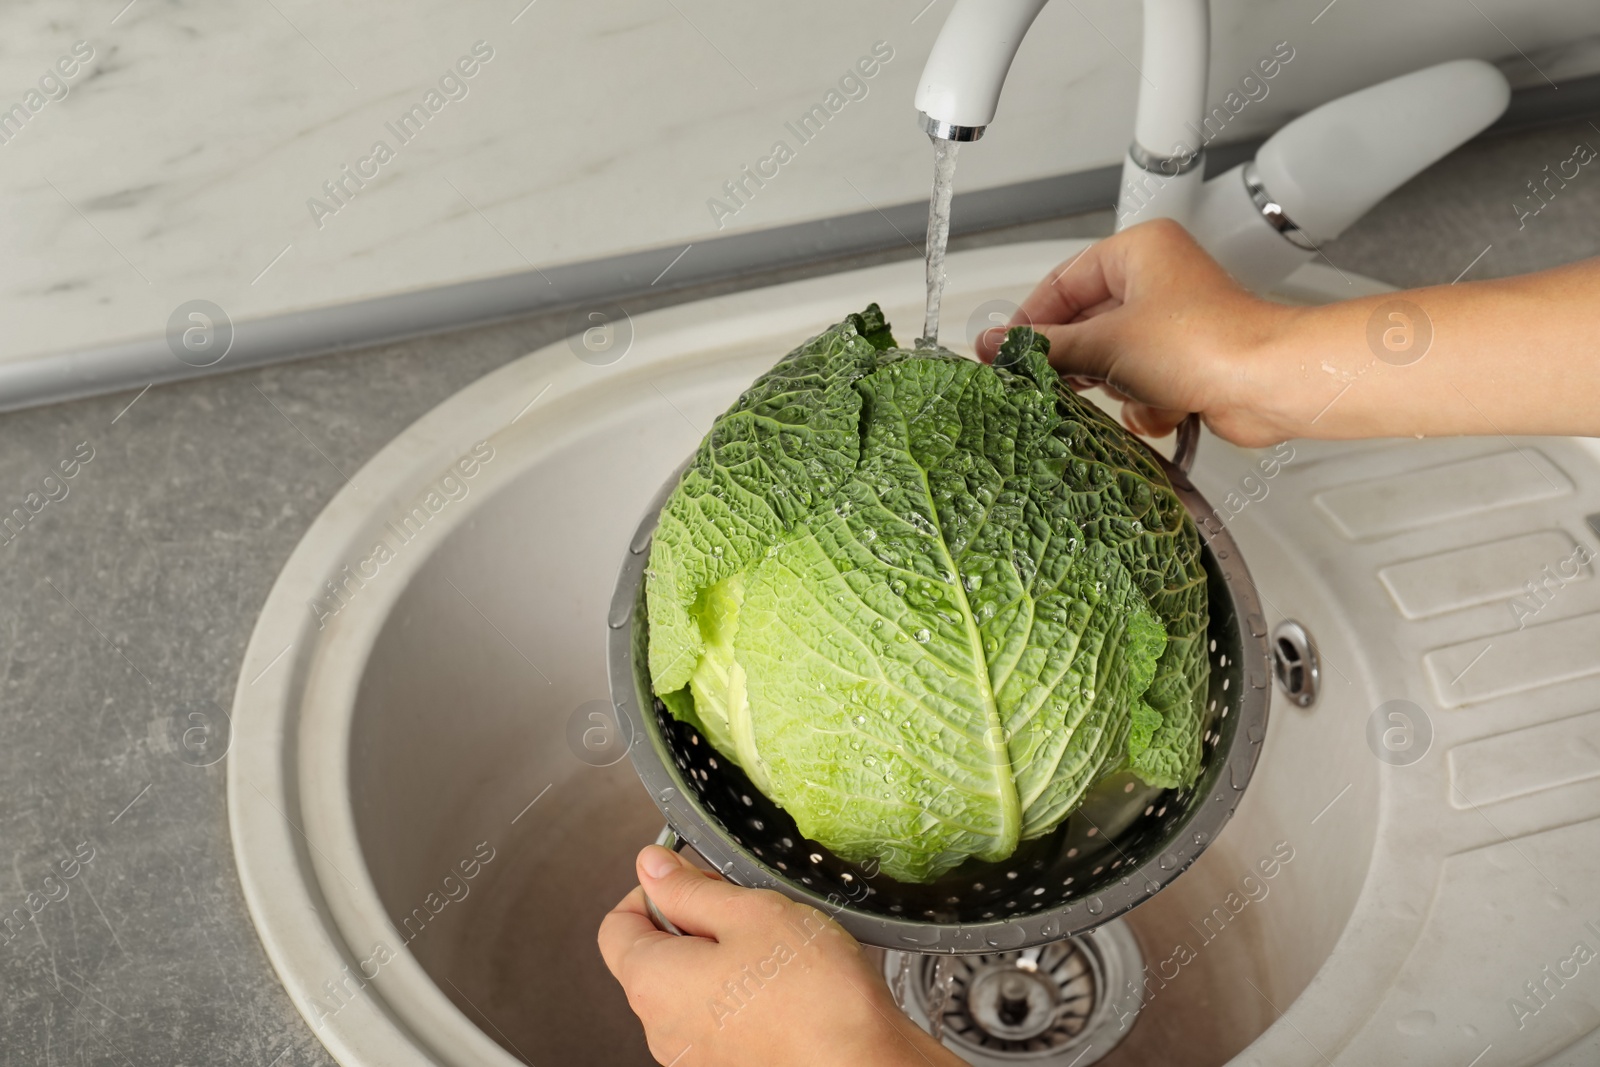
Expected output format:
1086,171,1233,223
228,240,1600,1066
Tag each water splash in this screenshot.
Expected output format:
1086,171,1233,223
890,952,914,1012
919,138,960,346
927,954,957,1044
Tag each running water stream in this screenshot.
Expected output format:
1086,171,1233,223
926,954,957,1044
918,137,960,346
891,952,915,1013
915,140,962,1039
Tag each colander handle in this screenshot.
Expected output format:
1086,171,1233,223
1172,412,1200,475
644,825,689,936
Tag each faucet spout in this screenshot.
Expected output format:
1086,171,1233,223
913,0,1051,141
916,0,1211,227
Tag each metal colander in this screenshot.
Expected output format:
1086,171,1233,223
606,417,1271,953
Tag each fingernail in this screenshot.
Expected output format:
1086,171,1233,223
639,847,678,881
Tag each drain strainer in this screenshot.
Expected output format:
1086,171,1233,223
1270,618,1320,708
885,921,1144,1065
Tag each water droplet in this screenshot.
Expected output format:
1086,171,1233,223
852,714,866,726
914,629,931,643
1193,831,1209,846
1085,896,1104,916
983,925,1026,949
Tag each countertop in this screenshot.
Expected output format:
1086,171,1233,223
1,115,1598,1066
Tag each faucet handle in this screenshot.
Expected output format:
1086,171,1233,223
1255,59,1509,245
1189,59,1510,292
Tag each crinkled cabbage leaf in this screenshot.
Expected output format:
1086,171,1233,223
646,306,1207,882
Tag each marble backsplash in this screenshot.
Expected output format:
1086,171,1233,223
1,0,1597,371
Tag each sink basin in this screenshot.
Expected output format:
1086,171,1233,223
230,240,1600,1066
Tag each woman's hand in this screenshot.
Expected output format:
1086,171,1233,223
599,845,962,1067
974,218,1297,447
975,218,1600,443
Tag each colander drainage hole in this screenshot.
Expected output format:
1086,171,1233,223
883,920,1144,1066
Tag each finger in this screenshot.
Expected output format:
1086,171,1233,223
973,254,1102,363
975,317,1047,363
598,886,677,980
975,267,1125,363
1033,316,1121,382
1068,295,1122,324
974,325,1006,362
636,845,755,940
1013,244,1118,330
1122,401,1187,438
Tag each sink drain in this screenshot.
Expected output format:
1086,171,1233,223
1270,619,1320,708
885,921,1143,1065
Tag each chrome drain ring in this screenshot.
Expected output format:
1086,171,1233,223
886,920,1144,1065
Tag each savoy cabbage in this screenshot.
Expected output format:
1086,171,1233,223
646,307,1208,883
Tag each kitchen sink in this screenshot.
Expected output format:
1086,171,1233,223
230,241,1600,1066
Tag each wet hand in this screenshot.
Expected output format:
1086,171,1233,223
974,218,1297,448
598,845,963,1067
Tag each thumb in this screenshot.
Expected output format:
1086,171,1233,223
1036,315,1122,383
638,846,749,940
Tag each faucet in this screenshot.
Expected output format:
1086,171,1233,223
914,0,1510,291
915,0,1211,222
912,0,1052,143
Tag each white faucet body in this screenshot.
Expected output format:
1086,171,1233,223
912,0,1051,140
1115,0,1212,230
914,0,1213,219
914,0,1512,292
